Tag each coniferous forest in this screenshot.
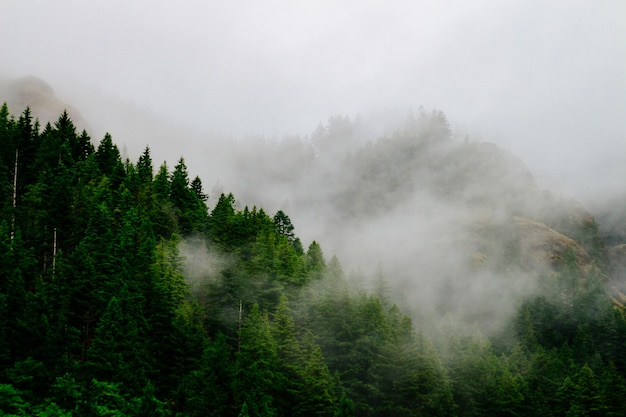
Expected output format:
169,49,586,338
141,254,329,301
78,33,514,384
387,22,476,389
2,103,626,416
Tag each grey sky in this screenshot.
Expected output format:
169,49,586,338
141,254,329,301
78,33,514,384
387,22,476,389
1,0,625,201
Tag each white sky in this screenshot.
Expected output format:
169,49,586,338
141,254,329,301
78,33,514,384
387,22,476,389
1,0,625,200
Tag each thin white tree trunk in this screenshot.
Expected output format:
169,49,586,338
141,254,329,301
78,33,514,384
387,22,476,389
11,148,18,242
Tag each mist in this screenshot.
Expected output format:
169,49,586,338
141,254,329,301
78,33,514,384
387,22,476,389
1,0,624,201
1,1,625,332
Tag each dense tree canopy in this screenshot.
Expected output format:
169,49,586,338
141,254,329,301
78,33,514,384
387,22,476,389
0,104,625,416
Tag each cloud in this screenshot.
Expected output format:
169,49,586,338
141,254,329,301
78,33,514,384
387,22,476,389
3,1,624,145
179,235,232,296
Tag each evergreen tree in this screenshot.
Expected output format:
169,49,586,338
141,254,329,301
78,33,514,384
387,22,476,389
297,335,344,417
209,193,237,248
95,133,122,178
600,361,626,416
69,130,94,163
177,333,234,416
236,304,280,417
136,146,153,184
572,363,605,416
273,210,295,243
306,240,326,279
0,383,31,415
190,176,207,201
153,162,170,202
85,295,149,396
170,157,207,235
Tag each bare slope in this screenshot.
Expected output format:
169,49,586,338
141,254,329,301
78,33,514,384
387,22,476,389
0,75,89,131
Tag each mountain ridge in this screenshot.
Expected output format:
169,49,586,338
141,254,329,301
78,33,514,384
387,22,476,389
0,76,617,299
0,75,89,132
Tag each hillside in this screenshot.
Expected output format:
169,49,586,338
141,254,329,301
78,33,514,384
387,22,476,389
0,75,89,132
1,93,625,416
221,110,612,321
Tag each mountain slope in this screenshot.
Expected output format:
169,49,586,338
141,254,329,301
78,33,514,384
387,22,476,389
2,83,626,416
0,75,89,131
0,76,614,312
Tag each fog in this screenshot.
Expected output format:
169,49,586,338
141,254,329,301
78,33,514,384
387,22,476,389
1,1,625,328
2,0,625,196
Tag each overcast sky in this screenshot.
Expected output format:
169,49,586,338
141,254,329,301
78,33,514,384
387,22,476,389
1,0,625,200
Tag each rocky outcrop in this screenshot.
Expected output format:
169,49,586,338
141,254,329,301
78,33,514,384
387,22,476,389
467,214,599,277
512,216,597,276
0,75,89,131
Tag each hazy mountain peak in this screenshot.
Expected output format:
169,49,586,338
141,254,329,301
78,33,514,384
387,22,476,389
0,74,89,131
9,75,55,98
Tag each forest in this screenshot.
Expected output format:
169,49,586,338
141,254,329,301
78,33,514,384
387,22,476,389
1,103,626,416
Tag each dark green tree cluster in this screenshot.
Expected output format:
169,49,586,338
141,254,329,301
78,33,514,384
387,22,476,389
0,105,351,415
0,105,210,414
301,276,456,417
436,251,626,417
2,105,626,416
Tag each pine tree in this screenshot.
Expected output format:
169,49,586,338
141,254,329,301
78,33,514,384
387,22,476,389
136,146,154,184
297,334,344,417
190,176,207,201
178,333,234,416
273,210,295,243
95,133,122,178
151,162,177,238
170,157,207,235
69,130,94,163
0,383,32,415
600,361,626,416
306,240,326,279
209,193,237,248
236,304,280,417
572,363,605,417
170,158,191,205
153,162,170,202
85,295,149,397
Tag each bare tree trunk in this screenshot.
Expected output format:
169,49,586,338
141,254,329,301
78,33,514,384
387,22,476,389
11,148,18,242
52,227,57,276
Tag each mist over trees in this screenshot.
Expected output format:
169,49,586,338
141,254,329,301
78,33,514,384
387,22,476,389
1,102,626,416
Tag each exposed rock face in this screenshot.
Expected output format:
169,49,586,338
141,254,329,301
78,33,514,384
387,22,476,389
467,214,598,276
512,216,596,276
0,75,89,131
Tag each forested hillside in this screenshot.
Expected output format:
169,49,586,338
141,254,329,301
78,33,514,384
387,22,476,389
1,103,626,416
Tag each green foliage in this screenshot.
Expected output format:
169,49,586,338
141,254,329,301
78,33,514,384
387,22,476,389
177,333,233,416
95,133,122,178
170,157,208,235
273,210,295,243
208,192,237,248
85,295,150,395
136,146,153,184
235,304,280,416
0,383,30,416
303,283,456,417
1,105,626,416
448,334,525,417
